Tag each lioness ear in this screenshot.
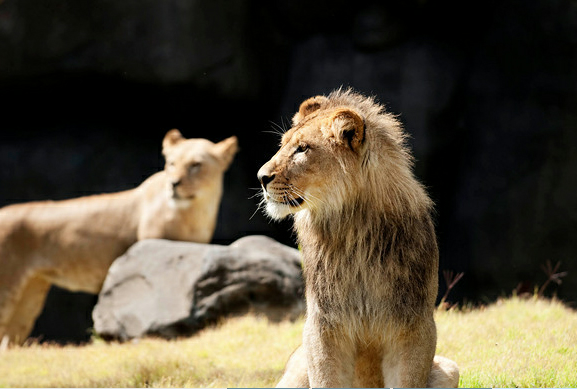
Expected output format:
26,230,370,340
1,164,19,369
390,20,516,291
292,95,328,125
163,129,185,152
328,109,365,152
213,136,239,169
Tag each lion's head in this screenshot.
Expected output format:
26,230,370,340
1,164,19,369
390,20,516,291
162,129,238,208
258,88,424,221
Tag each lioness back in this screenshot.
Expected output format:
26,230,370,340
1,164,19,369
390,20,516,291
0,193,140,292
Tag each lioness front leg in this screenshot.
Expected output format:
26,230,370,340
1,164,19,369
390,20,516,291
303,317,356,388
0,266,30,344
4,276,51,344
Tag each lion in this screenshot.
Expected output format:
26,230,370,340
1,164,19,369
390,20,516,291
0,129,238,345
257,89,459,388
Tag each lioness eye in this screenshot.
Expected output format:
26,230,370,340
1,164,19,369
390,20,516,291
189,162,201,173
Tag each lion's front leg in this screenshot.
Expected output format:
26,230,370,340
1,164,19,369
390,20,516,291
382,318,437,388
276,344,309,388
303,316,356,388
428,355,460,388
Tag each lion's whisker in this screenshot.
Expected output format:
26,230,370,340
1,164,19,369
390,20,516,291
263,129,284,137
290,185,326,208
249,204,263,220
247,189,264,200
280,116,290,132
288,187,311,206
249,192,268,220
268,120,289,137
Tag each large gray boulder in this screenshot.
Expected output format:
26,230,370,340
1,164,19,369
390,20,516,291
92,235,304,341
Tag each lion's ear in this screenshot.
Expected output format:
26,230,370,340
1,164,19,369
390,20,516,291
163,129,185,153
213,136,239,169
327,109,365,152
292,95,328,125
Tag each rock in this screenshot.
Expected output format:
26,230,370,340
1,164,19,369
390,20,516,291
92,235,304,341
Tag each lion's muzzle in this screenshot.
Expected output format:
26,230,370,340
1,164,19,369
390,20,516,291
257,171,275,191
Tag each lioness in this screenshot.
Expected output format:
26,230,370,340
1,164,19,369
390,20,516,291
0,129,238,344
257,89,459,388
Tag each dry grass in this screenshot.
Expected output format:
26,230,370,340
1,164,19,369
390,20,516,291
0,316,301,388
436,296,577,388
0,296,576,388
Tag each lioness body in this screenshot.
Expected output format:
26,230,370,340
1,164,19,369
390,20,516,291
0,130,237,344
258,89,458,387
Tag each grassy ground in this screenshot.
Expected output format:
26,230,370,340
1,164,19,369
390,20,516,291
0,296,576,388
439,296,577,388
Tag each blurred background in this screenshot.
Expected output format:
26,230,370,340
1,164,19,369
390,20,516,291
1,0,576,343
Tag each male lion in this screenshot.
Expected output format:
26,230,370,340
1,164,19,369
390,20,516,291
0,129,238,345
257,89,459,388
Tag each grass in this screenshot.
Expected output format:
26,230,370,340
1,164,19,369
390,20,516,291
438,296,577,388
0,296,576,388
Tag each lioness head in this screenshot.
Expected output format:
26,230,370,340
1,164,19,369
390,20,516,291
163,129,238,208
258,89,416,221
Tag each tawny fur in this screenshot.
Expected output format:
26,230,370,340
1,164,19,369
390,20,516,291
0,129,238,345
258,88,459,388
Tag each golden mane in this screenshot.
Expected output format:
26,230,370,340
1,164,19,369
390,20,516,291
292,88,437,326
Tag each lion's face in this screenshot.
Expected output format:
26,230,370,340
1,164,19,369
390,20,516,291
162,129,238,208
258,97,366,220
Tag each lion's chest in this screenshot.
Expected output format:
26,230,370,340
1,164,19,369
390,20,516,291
305,260,395,320
302,246,432,327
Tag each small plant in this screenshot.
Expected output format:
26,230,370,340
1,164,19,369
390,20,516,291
439,270,465,308
537,260,567,297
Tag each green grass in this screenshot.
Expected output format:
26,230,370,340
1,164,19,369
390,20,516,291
0,296,576,388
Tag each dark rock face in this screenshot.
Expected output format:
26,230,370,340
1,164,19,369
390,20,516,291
0,0,259,97
92,236,304,340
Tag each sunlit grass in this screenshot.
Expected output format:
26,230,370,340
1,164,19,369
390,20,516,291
0,316,302,388
436,296,577,388
0,296,576,388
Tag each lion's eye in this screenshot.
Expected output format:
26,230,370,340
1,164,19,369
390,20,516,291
295,144,309,154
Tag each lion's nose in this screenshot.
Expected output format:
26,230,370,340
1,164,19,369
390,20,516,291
171,180,181,189
257,171,275,189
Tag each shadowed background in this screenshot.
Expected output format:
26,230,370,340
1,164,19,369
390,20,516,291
1,0,576,343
